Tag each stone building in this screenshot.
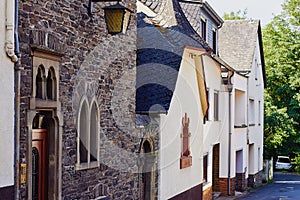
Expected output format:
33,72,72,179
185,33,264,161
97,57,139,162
0,0,18,199
1,0,266,199
17,0,140,199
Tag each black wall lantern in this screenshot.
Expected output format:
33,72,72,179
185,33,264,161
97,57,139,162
88,0,132,34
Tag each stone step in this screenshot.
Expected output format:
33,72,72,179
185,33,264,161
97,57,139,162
212,192,221,200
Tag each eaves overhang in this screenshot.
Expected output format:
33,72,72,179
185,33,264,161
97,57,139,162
178,0,223,27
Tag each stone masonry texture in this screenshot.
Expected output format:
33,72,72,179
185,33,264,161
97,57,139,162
235,173,247,192
18,0,139,199
248,170,264,188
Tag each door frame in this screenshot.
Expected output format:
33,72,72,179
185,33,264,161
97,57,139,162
32,129,47,200
27,110,63,200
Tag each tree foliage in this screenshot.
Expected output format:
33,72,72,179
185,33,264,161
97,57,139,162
223,9,248,20
263,0,300,159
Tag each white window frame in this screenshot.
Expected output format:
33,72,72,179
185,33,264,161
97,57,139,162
76,96,100,170
249,99,255,126
200,16,207,41
214,91,219,121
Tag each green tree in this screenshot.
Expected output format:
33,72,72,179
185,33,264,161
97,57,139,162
263,0,300,159
223,9,248,20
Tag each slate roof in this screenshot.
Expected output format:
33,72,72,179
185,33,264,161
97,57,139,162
179,0,223,34
178,1,202,33
139,0,163,13
218,20,260,70
136,0,209,113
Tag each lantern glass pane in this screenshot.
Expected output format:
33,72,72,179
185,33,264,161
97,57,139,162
122,10,131,34
105,9,123,33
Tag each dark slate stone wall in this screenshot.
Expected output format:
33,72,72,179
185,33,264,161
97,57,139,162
18,0,138,199
0,185,14,200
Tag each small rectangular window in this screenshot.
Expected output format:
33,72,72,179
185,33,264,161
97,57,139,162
213,29,217,54
249,99,255,125
201,18,207,41
258,147,261,171
203,155,208,182
258,100,261,125
214,91,219,121
204,89,210,122
234,89,246,127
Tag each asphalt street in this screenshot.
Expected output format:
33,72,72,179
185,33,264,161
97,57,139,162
239,172,300,200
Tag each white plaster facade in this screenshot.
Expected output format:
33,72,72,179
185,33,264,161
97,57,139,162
202,33,265,194
201,54,228,190
246,36,265,176
0,0,15,189
159,48,205,199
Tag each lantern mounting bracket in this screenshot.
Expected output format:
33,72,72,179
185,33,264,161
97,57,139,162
87,0,133,34
88,0,119,16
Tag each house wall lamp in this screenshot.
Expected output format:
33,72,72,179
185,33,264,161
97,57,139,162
88,0,133,34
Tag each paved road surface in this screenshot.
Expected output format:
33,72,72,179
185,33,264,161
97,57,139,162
239,172,300,200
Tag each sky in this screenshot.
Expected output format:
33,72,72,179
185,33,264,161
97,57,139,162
206,0,285,27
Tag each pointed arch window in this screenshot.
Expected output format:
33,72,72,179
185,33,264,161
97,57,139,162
46,68,57,100
90,101,98,162
36,66,45,99
79,100,89,163
34,65,58,101
77,97,99,168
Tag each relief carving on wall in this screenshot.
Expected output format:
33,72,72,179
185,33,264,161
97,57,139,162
180,113,192,169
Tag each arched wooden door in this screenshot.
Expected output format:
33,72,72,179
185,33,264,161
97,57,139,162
32,129,47,200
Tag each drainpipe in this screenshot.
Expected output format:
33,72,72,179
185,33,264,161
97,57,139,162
13,0,22,199
5,0,18,62
227,73,233,196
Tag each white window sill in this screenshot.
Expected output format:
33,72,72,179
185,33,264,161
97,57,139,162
75,161,99,171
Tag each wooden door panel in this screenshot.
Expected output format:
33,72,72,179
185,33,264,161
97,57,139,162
32,129,47,200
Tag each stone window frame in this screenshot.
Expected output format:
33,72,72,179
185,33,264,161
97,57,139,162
76,96,100,170
33,64,58,101
28,47,63,200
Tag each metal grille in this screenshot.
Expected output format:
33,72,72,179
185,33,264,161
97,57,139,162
32,147,39,200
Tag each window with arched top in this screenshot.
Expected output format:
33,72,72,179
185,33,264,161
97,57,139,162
36,67,44,99
90,101,98,162
79,100,89,163
77,97,99,167
46,68,57,100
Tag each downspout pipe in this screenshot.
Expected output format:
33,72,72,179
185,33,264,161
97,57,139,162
227,72,233,196
5,0,18,62
13,0,22,199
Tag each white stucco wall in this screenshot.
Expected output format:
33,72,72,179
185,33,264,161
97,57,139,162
247,37,264,174
229,74,248,177
202,55,228,185
0,0,15,187
159,49,204,199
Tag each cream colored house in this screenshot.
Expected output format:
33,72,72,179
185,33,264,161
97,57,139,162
137,0,266,199
218,19,266,194
0,0,18,199
137,0,211,199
